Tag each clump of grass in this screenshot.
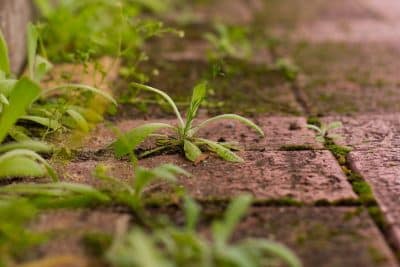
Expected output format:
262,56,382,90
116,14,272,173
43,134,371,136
114,82,264,163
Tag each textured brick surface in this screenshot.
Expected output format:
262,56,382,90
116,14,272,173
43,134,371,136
349,148,400,250
31,207,399,267
61,151,356,203
322,114,400,150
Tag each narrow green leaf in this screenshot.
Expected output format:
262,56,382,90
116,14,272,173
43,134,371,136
34,55,53,82
0,29,10,76
184,81,207,133
213,195,252,243
0,78,41,143
66,109,89,132
131,82,184,127
20,115,61,130
0,93,9,105
0,79,17,95
306,124,321,134
243,240,302,267
0,140,53,154
198,138,244,163
27,23,39,79
184,196,201,231
0,156,46,178
114,123,173,157
43,84,117,105
184,139,203,162
327,121,343,130
193,114,264,137
0,149,57,181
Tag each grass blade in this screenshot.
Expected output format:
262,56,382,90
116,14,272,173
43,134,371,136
0,140,53,154
0,78,41,143
66,108,89,132
131,82,184,127
193,114,264,137
184,139,203,162
0,29,10,76
43,84,117,105
197,138,244,163
20,115,61,130
184,81,207,134
114,123,174,157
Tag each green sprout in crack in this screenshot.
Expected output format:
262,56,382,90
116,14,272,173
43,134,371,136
106,195,302,267
114,82,264,163
306,121,343,143
94,162,191,210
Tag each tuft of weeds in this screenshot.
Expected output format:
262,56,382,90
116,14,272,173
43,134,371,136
106,195,302,267
114,82,264,162
307,121,343,144
205,24,252,60
93,161,190,210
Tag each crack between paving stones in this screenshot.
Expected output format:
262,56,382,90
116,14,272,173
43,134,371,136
309,118,400,263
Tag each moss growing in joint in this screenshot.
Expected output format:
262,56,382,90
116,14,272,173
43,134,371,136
82,231,112,257
279,144,314,151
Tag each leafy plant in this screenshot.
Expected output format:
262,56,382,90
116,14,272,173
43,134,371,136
306,121,343,143
205,24,252,60
0,77,57,180
34,0,179,63
94,162,190,210
114,82,264,162
106,195,302,267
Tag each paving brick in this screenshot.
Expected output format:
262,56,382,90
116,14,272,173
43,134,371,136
322,114,400,150
257,0,400,44
135,59,302,116
82,116,323,152
348,148,400,250
140,151,356,202
233,207,398,267
29,207,398,267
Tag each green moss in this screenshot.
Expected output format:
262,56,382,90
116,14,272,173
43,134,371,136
368,246,389,265
324,141,351,165
367,207,389,230
255,197,303,206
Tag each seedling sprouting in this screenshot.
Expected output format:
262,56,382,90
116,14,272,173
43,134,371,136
307,121,343,143
114,82,264,162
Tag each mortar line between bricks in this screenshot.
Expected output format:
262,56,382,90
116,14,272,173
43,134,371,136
317,129,400,264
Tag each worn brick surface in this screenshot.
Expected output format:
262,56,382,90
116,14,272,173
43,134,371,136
29,207,398,267
82,116,323,152
322,114,400,150
348,148,400,250
62,151,356,203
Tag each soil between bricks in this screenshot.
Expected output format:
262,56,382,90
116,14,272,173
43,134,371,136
58,150,356,203
29,206,398,267
348,148,400,250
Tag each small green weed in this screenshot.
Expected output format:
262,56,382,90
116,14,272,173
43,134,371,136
94,162,190,210
114,82,264,162
106,195,302,267
205,24,252,60
307,121,343,143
